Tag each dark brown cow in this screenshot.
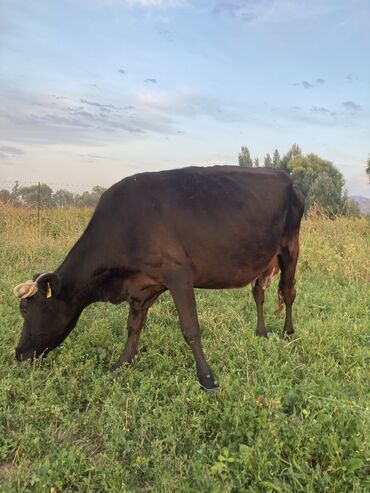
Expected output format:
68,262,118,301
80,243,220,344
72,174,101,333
14,166,304,390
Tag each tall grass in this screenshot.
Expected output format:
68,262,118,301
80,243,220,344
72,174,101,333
0,206,369,492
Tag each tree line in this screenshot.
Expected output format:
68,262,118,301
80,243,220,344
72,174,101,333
0,182,107,209
238,144,363,217
0,148,367,215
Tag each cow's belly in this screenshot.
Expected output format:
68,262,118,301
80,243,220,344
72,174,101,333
192,250,277,289
138,223,282,289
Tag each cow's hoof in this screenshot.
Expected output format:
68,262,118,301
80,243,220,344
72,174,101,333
110,361,127,372
202,384,219,393
199,374,218,392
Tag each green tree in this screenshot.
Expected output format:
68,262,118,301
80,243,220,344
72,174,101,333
238,146,253,167
264,153,273,167
0,182,23,206
342,192,361,217
0,189,11,204
280,153,291,171
11,181,21,201
18,184,54,208
272,149,280,168
289,153,345,215
291,143,302,157
307,173,343,217
253,157,260,167
280,144,302,172
75,186,106,207
53,189,75,208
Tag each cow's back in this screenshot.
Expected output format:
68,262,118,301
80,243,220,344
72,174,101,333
92,166,293,288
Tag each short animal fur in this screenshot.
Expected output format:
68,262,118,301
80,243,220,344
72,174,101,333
15,166,305,390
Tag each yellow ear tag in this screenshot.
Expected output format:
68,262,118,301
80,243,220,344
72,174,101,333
46,282,52,299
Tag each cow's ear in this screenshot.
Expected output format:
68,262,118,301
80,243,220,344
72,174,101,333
36,273,62,299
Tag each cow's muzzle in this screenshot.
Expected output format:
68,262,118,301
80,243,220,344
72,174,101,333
15,347,36,362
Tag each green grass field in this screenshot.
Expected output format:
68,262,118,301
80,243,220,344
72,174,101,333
0,206,369,492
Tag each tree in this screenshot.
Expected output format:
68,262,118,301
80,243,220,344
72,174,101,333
238,146,253,167
0,189,11,204
367,155,370,183
0,182,22,206
288,153,345,215
342,192,361,217
307,173,343,217
291,143,302,157
11,181,21,201
253,157,260,167
18,184,54,208
280,144,302,172
74,186,106,207
264,153,273,167
280,153,291,172
272,149,280,168
53,189,75,208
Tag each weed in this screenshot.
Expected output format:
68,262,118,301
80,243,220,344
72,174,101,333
0,207,369,492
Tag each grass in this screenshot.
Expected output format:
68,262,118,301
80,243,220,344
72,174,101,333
0,206,369,492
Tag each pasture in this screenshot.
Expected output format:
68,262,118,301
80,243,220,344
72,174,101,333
0,206,369,492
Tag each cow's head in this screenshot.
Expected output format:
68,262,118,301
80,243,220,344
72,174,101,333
14,272,81,362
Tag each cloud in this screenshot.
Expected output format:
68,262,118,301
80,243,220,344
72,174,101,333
125,0,183,6
135,89,240,123
311,106,336,116
0,145,24,158
212,3,244,17
80,99,121,111
292,80,314,89
211,0,360,25
118,69,126,74
342,101,362,112
0,89,147,145
157,26,173,40
212,2,256,23
302,81,314,89
293,79,327,89
311,106,330,114
0,85,240,150
144,78,157,84
345,74,353,82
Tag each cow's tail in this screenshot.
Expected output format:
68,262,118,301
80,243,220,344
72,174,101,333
276,184,305,315
275,287,284,315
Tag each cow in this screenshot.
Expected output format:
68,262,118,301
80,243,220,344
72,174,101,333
14,166,304,390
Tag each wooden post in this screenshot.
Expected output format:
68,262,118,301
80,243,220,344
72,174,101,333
37,181,41,232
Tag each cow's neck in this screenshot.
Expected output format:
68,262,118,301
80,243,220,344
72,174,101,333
56,229,127,304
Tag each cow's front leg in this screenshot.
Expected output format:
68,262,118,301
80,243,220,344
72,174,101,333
166,269,217,391
111,305,148,371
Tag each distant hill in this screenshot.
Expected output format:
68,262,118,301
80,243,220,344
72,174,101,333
350,195,370,214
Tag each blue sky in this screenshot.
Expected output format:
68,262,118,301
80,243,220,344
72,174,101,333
0,0,369,196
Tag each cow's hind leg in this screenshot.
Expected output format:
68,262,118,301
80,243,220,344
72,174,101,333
252,279,268,337
111,305,148,371
166,270,216,390
278,233,299,336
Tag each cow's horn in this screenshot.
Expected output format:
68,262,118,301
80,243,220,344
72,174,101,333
13,280,38,299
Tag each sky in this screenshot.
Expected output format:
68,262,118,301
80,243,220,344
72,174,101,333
0,0,369,196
